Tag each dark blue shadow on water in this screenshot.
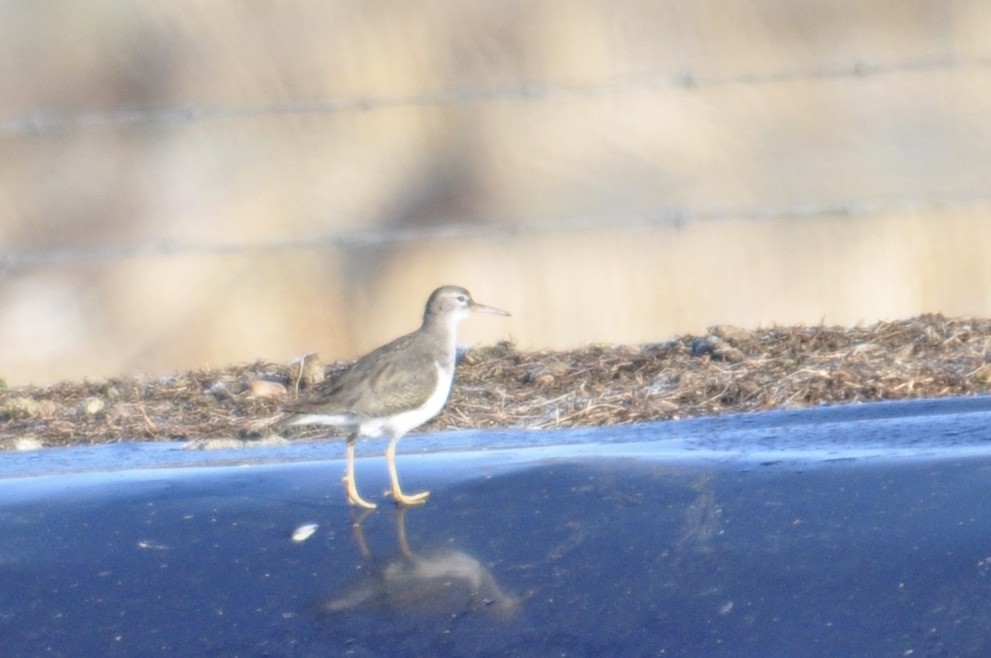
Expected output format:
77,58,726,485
3,396,991,657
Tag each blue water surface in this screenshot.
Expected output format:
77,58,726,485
2,397,991,657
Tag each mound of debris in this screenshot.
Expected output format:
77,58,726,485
2,314,990,449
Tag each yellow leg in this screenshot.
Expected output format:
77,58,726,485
386,434,429,506
343,434,376,509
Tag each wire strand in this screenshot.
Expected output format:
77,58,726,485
2,55,989,137
2,191,989,272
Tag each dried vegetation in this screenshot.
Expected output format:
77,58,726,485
2,314,991,449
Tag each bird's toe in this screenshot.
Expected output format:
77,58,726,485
391,490,430,506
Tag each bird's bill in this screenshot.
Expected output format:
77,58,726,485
470,301,510,316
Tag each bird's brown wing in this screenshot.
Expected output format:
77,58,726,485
283,333,439,418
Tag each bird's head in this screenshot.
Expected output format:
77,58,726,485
424,286,510,327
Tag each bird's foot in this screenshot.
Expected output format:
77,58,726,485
348,493,378,510
342,475,377,510
388,489,430,507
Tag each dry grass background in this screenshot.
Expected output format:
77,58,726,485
1,2,991,387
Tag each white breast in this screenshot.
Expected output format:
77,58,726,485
361,362,453,438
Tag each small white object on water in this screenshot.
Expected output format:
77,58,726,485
13,437,43,451
292,523,318,543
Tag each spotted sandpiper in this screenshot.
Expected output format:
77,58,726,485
282,286,509,509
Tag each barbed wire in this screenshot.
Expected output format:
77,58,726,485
2,54,989,137
2,190,989,273
3,51,989,273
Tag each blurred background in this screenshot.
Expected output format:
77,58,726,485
2,1,990,386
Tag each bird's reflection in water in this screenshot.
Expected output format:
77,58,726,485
321,507,519,620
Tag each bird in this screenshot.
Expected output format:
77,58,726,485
281,285,509,509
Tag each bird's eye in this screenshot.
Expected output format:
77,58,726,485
456,295,467,303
